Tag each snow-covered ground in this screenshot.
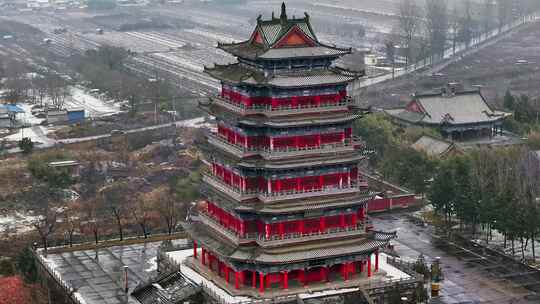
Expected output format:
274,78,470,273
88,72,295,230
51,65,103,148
3,125,56,146
67,87,121,118
166,249,410,304
0,211,40,235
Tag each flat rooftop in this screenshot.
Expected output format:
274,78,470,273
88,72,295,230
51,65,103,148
38,239,188,304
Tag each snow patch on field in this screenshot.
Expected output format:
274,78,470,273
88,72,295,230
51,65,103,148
3,126,55,146
0,211,39,235
67,87,121,118
145,257,158,272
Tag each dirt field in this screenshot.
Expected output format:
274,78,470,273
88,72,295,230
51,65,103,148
367,19,540,109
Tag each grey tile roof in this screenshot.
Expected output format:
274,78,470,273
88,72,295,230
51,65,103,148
386,91,511,126
258,46,350,59
250,239,387,264
260,23,283,45
411,135,454,157
205,63,355,88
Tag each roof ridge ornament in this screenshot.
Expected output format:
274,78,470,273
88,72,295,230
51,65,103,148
280,2,287,23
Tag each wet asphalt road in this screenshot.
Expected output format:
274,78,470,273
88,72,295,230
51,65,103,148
372,213,535,304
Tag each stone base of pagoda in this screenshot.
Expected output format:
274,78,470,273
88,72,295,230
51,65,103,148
184,256,386,299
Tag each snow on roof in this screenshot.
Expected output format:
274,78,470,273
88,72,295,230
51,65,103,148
0,104,25,113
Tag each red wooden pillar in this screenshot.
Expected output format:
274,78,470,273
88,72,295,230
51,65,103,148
375,251,379,272
351,213,357,228
265,223,271,239
296,177,302,192
319,216,326,233
349,262,355,278
299,220,305,235
279,222,285,239
276,179,282,193
294,136,300,149
235,271,240,289
240,221,246,238
343,263,349,281
317,134,322,147
259,273,265,293
300,269,306,287
367,256,372,277
319,267,325,283
225,266,230,284
265,273,271,288
201,248,206,265
252,271,257,288
318,175,324,189
339,213,346,230
193,240,197,259
283,271,289,289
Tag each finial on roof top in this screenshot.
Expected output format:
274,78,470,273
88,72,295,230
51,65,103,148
304,12,310,20
280,2,287,22
257,14,262,24
272,11,275,19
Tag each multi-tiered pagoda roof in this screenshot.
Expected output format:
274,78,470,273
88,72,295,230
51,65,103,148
184,3,394,297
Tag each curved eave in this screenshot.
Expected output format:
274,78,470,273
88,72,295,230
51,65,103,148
239,114,361,128
237,154,365,169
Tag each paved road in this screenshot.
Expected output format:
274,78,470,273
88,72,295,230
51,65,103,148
373,213,534,304
5,116,207,155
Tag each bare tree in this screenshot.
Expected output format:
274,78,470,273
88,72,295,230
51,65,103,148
30,186,61,252
397,0,421,67
424,0,449,60
131,193,157,238
458,0,474,47
46,75,70,109
79,199,104,244
497,0,512,32
150,186,186,235
482,0,495,35
100,182,131,241
63,202,81,247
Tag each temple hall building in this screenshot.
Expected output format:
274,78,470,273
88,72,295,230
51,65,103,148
175,3,414,300
385,84,511,141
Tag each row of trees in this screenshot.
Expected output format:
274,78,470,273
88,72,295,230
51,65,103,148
394,0,540,67
429,147,540,260
0,58,70,108
27,149,202,252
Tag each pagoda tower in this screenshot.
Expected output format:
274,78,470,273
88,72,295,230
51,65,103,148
184,3,395,296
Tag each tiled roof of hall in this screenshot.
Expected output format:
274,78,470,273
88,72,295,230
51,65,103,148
385,88,511,126
204,62,357,89
183,221,390,265
216,3,351,61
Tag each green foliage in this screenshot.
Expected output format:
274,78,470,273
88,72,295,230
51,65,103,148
380,145,435,194
87,0,116,10
0,258,15,276
400,126,442,144
27,150,75,188
174,166,202,202
18,137,34,154
16,247,38,283
504,89,515,110
411,282,429,303
85,46,128,70
354,113,397,163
